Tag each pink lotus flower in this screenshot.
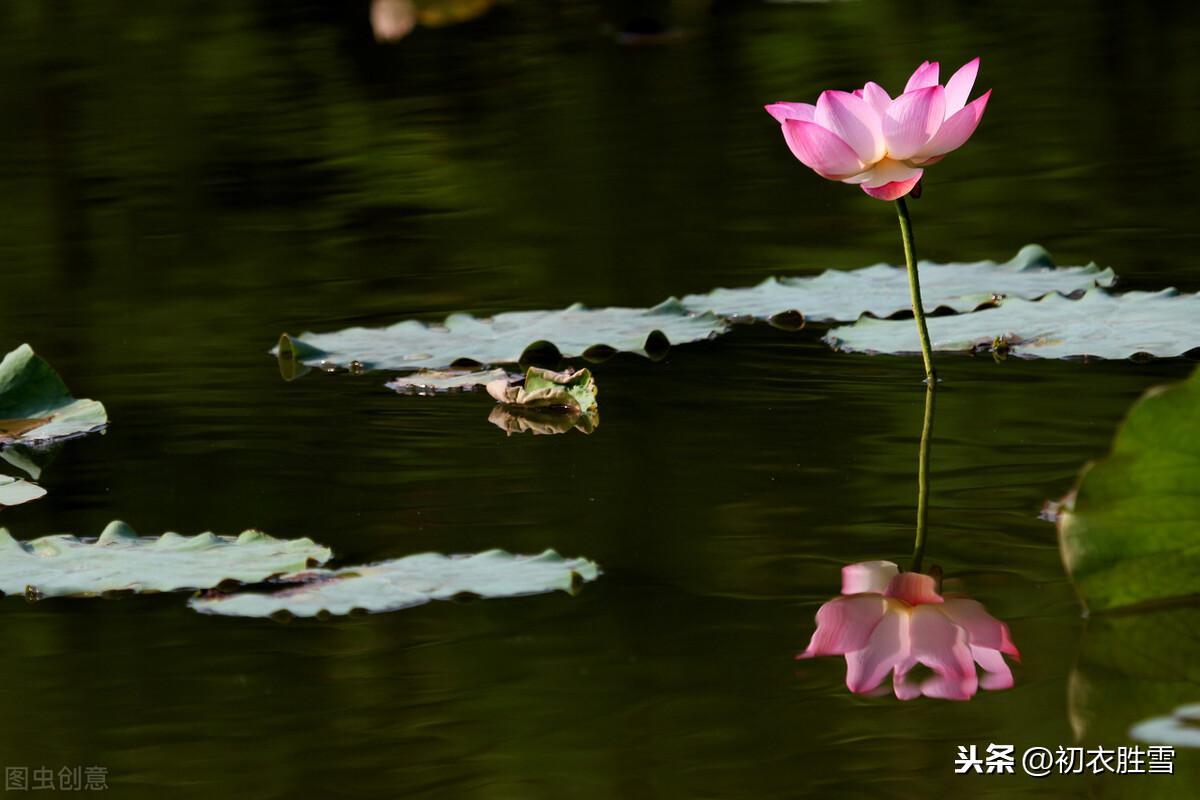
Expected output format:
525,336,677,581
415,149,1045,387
799,560,1019,700
766,59,991,201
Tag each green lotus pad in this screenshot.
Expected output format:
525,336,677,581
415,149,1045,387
273,299,728,372
1058,366,1200,612
190,549,601,618
681,245,1114,322
827,289,1200,360
1132,704,1200,749
0,344,108,446
0,521,332,599
0,476,46,508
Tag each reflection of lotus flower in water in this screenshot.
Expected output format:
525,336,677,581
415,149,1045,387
371,0,417,42
799,561,1019,700
371,0,497,42
765,59,990,201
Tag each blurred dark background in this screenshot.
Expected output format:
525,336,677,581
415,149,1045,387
0,2,1196,797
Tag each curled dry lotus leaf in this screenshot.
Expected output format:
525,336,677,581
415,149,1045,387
486,367,597,413
826,289,1200,360
190,549,601,618
681,245,1114,322
485,367,599,435
0,344,107,446
0,521,332,599
273,299,727,372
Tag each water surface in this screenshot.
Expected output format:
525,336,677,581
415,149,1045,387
1,1,1197,797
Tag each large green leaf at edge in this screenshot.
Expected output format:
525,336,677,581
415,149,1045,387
0,521,332,598
1058,366,1200,612
0,344,108,445
189,549,601,618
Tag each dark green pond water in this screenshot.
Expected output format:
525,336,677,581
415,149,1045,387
2,1,1199,797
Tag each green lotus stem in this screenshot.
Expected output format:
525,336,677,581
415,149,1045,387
895,197,937,384
910,379,936,573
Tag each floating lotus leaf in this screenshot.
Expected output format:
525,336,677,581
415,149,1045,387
1058,366,1200,612
0,521,332,599
0,344,108,446
385,368,512,394
273,299,728,372
827,289,1200,360
681,245,1114,322
190,549,600,618
0,476,45,508
1132,703,1200,748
